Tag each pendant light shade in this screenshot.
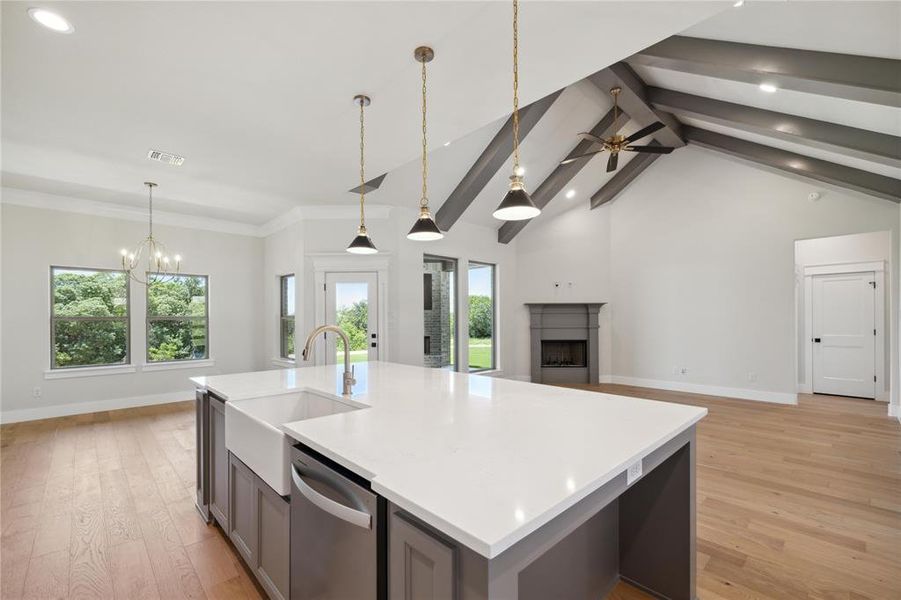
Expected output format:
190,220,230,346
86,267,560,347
347,225,378,254
407,46,444,242
494,0,540,222
408,206,444,241
492,174,540,221
347,94,378,254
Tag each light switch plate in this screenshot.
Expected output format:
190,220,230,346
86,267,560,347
626,460,642,485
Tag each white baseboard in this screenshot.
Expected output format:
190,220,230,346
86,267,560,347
598,374,613,384
503,374,532,382
1,390,193,424
608,376,798,405
888,403,900,421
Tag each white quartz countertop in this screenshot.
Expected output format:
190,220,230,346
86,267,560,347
192,362,706,559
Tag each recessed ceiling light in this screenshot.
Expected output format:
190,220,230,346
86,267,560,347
759,83,777,93
733,0,744,7
565,189,576,199
28,8,74,33
443,141,451,147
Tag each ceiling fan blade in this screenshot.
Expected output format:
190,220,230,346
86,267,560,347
577,132,606,145
560,150,602,165
606,153,619,172
624,121,665,143
624,145,675,154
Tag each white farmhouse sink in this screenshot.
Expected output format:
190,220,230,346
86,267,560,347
225,390,363,495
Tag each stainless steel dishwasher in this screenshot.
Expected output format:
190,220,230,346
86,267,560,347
290,445,384,600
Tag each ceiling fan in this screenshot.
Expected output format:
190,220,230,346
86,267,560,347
560,87,675,172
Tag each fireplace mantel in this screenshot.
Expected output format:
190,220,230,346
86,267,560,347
526,303,605,384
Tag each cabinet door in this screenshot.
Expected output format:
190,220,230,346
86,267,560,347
195,390,210,522
256,479,290,600
390,511,456,600
209,396,229,527
229,453,258,566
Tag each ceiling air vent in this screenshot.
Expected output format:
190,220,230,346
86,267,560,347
147,149,185,166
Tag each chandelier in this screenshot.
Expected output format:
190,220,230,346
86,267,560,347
119,182,182,284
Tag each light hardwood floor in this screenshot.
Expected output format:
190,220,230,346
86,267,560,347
1,388,899,600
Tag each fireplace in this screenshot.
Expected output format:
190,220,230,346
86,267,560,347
541,340,587,368
527,303,604,384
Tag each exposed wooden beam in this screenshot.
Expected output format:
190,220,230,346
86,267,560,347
631,36,901,107
587,63,685,148
684,126,901,203
497,106,631,244
434,90,562,231
589,141,665,209
648,87,901,169
348,173,387,195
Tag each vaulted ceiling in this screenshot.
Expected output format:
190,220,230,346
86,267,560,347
0,0,726,228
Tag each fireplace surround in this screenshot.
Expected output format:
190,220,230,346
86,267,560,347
527,303,603,384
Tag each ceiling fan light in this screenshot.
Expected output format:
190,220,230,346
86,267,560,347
407,207,444,241
493,175,540,221
347,225,378,254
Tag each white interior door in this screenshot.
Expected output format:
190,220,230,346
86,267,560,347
324,272,379,365
812,272,876,398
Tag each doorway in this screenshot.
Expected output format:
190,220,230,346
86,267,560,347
811,272,876,398
323,272,379,365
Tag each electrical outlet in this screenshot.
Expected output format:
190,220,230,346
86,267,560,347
626,460,643,485
672,366,680,376
32,387,42,398
747,372,758,382
680,367,688,375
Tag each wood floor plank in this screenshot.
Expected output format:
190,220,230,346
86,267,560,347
22,548,70,600
108,539,161,600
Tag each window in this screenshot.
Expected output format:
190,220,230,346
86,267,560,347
423,256,457,370
147,274,209,362
51,267,130,369
280,274,296,359
468,262,495,371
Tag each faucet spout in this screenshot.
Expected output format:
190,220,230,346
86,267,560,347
301,325,356,397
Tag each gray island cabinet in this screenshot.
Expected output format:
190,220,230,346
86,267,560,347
196,390,290,600
194,362,705,600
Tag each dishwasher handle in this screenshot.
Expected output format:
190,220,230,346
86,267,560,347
291,464,372,530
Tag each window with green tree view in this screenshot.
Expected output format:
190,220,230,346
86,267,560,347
147,274,209,362
51,267,130,369
280,274,295,359
468,262,496,371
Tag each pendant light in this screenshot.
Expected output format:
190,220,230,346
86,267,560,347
347,94,378,254
493,0,540,221
407,46,444,241
119,182,183,284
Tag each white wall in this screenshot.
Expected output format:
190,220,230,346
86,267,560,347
1,203,265,422
512,146,900,407
794,231,892,400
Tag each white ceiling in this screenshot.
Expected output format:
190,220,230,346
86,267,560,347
0,0,726,226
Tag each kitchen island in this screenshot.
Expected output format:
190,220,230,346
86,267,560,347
192,362,706,600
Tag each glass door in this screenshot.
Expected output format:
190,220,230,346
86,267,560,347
324,272,379,365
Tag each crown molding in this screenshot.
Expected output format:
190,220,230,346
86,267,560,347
1,187,393,238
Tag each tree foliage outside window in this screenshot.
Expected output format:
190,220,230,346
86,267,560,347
280,274,295,359
336,300,368,352
147,275,208,362
51,267,129,368
468,295,493,339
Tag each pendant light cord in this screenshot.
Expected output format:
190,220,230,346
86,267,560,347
359,100,366,228
147,183,154,239
420,56,429,208
511,0,521,171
